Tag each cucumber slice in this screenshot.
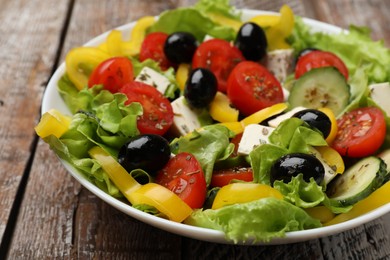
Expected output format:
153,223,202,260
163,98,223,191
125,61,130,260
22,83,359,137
326,156,387,206
288,67,350,116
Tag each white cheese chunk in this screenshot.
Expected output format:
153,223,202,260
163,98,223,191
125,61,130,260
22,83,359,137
135,67,170,94
369,82,390,116
268,106,306,128
265,49,295,83
202,34,214,42
237,124,274,155
310,148,337,185
170,96,201,136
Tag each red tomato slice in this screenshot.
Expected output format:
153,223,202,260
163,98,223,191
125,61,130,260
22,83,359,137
227,61,284,116
295,50,349,79
155,153,207,209
88,57,134,93
119,82,173,136
139,32,175,71
211,167,253,188
332,107,386,158
192,39,245,93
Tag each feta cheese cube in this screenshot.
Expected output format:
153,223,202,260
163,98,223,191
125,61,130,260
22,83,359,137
237,124,274,155
369,82,390,116
135,67,171,94
170,96,201,136
268,106,306,128
265,49,295,83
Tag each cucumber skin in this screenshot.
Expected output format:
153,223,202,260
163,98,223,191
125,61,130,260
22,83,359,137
327,157,388,206
288,67,350,116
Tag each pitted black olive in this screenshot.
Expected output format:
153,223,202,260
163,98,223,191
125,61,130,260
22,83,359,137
184,68,217,108
118,134,171,175
292,109,332,138
270,153,325,185
164,32,198,64
235,22,267,61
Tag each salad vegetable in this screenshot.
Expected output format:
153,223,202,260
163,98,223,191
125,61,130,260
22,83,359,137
36,0,390,243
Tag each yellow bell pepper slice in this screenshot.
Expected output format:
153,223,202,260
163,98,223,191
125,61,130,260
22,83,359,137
218,122,244,135
324,181,390,226
128,183,193,223
176,63,191,91
318,107,338,144
88,146,192,223
35,109,71,138
240,103,288,127
126,16,155,55
100,16,155,57
212,183,283,210
250,5,294,50
206,12,242,32
250,15,279,29
218,103,287,135
65,47,110,90
315,146,345,174
105,30,126,57
304,206,335,224
209,92,239,123
89,146,142,198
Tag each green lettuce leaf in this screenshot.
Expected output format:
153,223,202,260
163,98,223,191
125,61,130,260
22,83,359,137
274,174,325,208
148,8,236,42
184,198,321,243
44,134,122,198
289,17,390,84
272,173,352,214
194,0,241,20
170,125,235,185
250,118,327,185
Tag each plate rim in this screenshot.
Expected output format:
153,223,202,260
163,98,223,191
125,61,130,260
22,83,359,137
41,8,390,245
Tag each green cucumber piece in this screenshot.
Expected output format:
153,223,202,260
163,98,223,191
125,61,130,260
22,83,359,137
326,156,387,206
288,67,350,116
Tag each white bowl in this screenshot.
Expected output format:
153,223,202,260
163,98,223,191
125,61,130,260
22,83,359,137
41,9,390,245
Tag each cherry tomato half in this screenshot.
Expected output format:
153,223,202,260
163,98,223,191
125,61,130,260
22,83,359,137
88,57,134,93
227,61,284,116
119,82,173,136
139,32,175,71
210,167,253,188
155,152,207,209
332,107,386,158
295,50,349,80
192,39,245,93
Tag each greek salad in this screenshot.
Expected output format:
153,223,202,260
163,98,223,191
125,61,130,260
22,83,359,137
35,0,390,243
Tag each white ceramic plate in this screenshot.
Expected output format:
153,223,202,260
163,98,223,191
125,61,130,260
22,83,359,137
41,9,390,245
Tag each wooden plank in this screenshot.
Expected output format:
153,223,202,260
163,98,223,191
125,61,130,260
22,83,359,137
6,0,390,259
0,0,70,249
8,0,186,258
300,0,390,46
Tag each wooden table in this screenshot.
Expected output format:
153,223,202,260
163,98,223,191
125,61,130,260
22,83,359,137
1,0,389,258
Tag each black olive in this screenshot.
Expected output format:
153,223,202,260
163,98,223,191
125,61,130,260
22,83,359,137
292,109,331,139
270,153,325,185
118,134,171,175
203,187,220,209
164,32,198,64
235,22,267,61
184,68,217,108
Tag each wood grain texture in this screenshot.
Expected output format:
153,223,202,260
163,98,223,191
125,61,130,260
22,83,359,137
3,0,390,259
301,0,390,47
0,0,70,247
